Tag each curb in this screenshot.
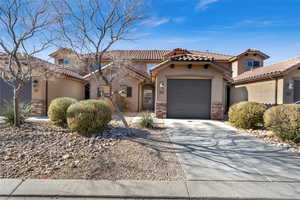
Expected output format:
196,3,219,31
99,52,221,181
1,179,300,199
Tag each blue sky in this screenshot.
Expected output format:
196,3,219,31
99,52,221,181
112,0,300,65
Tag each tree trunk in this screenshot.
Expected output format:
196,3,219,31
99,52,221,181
110,95,132,136
13,88,21,127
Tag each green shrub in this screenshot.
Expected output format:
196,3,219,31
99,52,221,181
229,101,267,129
264,104,300,143
99,97,115,112
139,112,154,128
48,97,77,126
66,100,112,136
2,101,31,125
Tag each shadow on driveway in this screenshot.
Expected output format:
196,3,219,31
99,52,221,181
129,119,300,182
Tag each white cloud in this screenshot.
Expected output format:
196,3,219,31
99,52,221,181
173,17,186,23
196,0,219,10
141,17,170,27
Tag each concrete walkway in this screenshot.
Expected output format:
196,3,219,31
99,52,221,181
0,116,49,124
1,179,300,199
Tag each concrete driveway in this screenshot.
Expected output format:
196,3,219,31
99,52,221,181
165,119,300,182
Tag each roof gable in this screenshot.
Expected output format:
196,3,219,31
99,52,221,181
230,48,270,62
151,54,232,75
234,56,300,83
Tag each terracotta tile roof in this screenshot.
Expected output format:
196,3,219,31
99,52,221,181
0,53,84,81
151,54,231,73
31,56,84,80
229,48,270,61
170,54,214,62
126,66,150,79
100,49,233,61
83,63,149,80
234,56,300,83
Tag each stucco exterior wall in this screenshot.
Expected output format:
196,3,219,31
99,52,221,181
31,75,84,115
231,55,264,78
52,52,87,74
283,69,300,103
231,79,284,105
89,75,141,112
47,78,84,106
154,64,227,119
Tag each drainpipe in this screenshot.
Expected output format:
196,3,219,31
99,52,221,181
275,78,278,105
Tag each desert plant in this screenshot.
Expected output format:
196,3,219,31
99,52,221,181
264,104,300,143
99,97,115,112
229,101,267,129
48,97,77,126
139,112,154,128
66,100,112,136
2,101,31,125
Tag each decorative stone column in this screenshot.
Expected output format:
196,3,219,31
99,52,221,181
211,102,224,120
155,102,167,119
31,99,46,116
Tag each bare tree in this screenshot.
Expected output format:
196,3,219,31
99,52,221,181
54,0,144,134
0,0,56,127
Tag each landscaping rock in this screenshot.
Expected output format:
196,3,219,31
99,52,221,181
227,122,300,154
0,121,184,180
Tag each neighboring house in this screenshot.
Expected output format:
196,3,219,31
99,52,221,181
231,56,300,105
0,54,85,115
2,47,300,120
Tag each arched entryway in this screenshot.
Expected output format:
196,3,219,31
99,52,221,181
142,84,154,111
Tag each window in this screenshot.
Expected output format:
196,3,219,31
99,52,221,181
146,63,156,73
253,61,260,67
58,59,64,65
97,86,110,97
126,87,132,97
58,59,70,65
246,60,261,68
246,60,253,67
120,85,132,97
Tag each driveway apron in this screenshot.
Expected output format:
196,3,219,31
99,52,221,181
166,119,300,182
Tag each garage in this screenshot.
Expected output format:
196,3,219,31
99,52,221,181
167,79,211,119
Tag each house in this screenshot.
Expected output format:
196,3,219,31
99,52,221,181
231,56,300,105
2,47,300,120
0,54,85,115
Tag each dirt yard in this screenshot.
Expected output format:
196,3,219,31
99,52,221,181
0,120,184,180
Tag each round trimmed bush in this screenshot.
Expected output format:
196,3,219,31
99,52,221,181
264,104,300,143
66,100,112,136
48,97,77,126
229,101,267,129
99,97,115,112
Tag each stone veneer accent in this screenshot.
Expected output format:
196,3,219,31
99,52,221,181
31,99,46,116
211,102,224,120
155,102,167,119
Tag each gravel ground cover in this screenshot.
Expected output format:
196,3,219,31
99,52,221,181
0,120,184,180
226,122,300,154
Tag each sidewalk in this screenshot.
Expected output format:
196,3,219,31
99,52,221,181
1,179,300,199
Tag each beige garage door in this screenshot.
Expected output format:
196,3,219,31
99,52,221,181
167,79,211,119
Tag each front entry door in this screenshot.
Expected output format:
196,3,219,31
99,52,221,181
143,85,154,111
